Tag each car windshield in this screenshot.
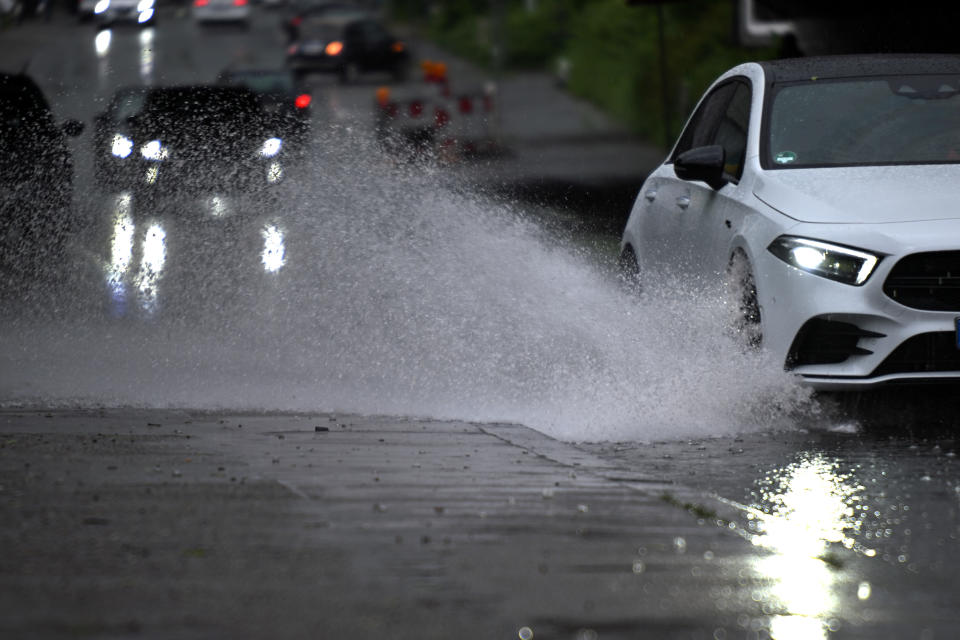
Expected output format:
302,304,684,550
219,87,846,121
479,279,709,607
300,21,343,39
766,74,960,168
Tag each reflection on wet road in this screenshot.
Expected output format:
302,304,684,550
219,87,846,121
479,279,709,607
101,191,287,317
585,427,960,638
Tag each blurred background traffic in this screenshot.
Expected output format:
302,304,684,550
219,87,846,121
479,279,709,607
4,0,960,312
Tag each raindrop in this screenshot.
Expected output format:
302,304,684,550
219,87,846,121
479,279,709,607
518,627,534,640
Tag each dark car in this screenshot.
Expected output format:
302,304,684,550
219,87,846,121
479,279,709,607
1,72,83,265
286,15,410,83
92,85,288,198
280,1,364,43
217,68,312,152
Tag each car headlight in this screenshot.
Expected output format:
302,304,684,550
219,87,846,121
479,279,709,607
768,236,880,286
140,140,168,161
137,0,153,10
259,137,283,158
111,134,133,158
94,0,110,13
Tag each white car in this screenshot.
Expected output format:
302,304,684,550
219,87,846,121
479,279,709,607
93,0,155,24
192,0,251,24
620,55,960,391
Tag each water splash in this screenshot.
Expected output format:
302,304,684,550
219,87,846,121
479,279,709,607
0,128,814,441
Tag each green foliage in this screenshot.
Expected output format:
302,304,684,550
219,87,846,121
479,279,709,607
401,0,778,146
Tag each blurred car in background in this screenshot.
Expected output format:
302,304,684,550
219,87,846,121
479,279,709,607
93,0,156,26
286,14,410,84
217,68,311,153
281,1,364,42
92,85,287,198
192,0,250,25
1,72,83,263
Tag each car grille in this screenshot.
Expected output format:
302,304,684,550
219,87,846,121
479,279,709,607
883,251,960,311
786,317,884,368
871,332,960,376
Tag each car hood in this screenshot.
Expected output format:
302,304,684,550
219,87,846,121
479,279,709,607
753,164,960,224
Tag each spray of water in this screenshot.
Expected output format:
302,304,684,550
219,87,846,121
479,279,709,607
0,128,816,441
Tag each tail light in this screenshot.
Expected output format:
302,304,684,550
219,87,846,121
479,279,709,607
409,100,423,117
325,41,343,56
291,16,301,27
434,108,450,128
287,44,298,56
194,0,208,6
294,94,311,109
392,41,405,53
458,96,473,114
233,0,247,5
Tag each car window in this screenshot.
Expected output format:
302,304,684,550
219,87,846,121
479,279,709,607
713,81,751,180
766,75,960,168
671,81,736,162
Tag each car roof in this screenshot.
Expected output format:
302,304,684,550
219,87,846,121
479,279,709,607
758,54,960,83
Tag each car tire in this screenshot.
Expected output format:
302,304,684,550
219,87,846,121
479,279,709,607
726,249,762,349
617,245,642,293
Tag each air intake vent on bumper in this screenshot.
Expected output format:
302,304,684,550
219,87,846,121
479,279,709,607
786,318,885,368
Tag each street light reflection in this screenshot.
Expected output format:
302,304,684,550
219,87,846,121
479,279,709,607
106,193,134,313
136,223,166,313
139,27,155,84
747,454,868,638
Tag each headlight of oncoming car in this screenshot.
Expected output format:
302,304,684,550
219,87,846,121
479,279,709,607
111,134,133,158
140,140,168,161
767,236,880,286
259,137,283,158
94,0,110,13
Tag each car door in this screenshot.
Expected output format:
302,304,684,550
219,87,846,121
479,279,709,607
698,80,754,278
638,81,737,279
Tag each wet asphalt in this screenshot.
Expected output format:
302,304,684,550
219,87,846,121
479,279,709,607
2,7,960,640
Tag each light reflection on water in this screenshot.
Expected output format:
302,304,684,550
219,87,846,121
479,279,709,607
139,27,155,85
747,454,871,638
261,224,286,273
136,223,166,314
103,194,286,315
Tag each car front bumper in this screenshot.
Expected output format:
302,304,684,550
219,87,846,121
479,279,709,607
755,218,960,390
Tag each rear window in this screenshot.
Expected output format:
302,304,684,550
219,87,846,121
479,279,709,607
224,73,295,94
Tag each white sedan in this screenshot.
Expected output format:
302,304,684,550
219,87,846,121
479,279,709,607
192,0,250,24
620,55,960,390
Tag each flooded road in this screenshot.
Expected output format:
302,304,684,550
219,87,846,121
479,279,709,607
2,8,960,639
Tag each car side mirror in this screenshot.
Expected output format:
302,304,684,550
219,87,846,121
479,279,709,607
674,144,727,190
62,119,84,137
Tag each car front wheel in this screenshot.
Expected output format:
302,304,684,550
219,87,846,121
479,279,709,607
617,245,642,293
726,249,762,349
